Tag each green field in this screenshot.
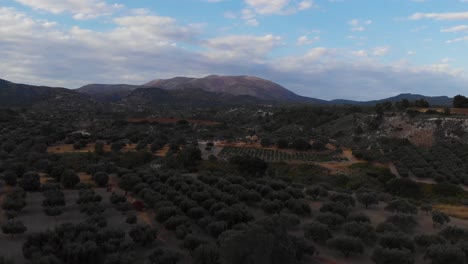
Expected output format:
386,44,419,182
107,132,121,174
218,146,343,162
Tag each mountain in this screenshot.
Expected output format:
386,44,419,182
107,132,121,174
0,79,92,108
77,84,139,102
121,87,268,106
143,75,311,102
331,93,452,106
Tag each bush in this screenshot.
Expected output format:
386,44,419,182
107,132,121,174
371,246,414,264
93,172,109,187
193,243,220,264
304,221,332,243
129,225,158,246
19,171,41,192
326,236,364,258
424,244,466,264
379,232,415,252
61,170,80,189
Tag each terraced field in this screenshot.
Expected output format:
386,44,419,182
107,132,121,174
218,146,344,162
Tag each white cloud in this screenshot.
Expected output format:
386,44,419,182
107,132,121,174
348,19,372,32
204,34,282,61
373,46,390,56
244,0,313,15
13,0,123,19
410,11,468,21
1,7,467,101
441,25,468,33
241,0,313,25
296,35,320,46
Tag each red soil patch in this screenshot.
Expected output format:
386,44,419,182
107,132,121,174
47,143,120,154
127,118,221,125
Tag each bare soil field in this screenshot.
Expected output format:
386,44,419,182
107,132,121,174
47,143,169,157
434,204,468,220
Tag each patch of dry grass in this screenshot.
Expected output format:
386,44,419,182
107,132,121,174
434,204,468,220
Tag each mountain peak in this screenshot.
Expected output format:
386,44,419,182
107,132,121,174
143,75,302,101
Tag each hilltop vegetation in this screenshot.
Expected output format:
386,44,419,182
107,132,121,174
0,85,468,264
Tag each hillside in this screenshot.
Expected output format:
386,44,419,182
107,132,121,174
121,87,267,106
77,84,139,102
331,93,452,106
143,75,311,102
0,79,91,108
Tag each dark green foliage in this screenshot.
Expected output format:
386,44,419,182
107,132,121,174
2,170,17,186
385,214,418,232
1,220,26,237
432,210,450,226
356,191,379,208
305,186,328,200
342,222,376,243
439,226,468,244
19,171,40,191
376,223,400,234
156,206,179,223
453,95,468,108
414,234,446,248
379,232,415,252
43,189,65,207
147,248,181,264
229,155,268,177
194,244,221,264
93,172,109,187
320,202,350,217
285,199,311,216
424,244,466,264
110,192,126,204
61,170,80,189
23,223,130,264
129,225,158,246
385,178,421,199
261,199,283,214
126,215,137,224
219,216,312,264
276,139,289,149
326,236,364,258
371,246,414,264
347,212,371,223
329,193,355,207
290,138,311,151
44,206,63,217
304,221,332,243
316,212,345,229
118,173,141,195
385,200,418,214
80,203,105,216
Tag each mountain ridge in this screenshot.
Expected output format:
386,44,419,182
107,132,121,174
0,77,455,108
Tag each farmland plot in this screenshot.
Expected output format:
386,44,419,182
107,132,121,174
218,146,343,162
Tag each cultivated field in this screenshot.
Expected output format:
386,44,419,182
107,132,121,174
218,146,344,162
127,118,221,125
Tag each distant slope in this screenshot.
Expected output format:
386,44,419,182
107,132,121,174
143,75,312,102
0,79,91,108
77,84,139,102
331,93,452,106
121,87,268,106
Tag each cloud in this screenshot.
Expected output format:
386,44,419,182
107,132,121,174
372,46,390,56
1,7,467,101
240,0,313,25
13,0,123,19
296,35,320,46
348,19,372,32
441,25,468,33
410,11,468,20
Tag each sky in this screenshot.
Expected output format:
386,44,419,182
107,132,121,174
1,0,468,100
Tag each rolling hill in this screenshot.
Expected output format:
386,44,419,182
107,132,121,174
77,84,139,102
0,79,92,108
143,75,314,102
